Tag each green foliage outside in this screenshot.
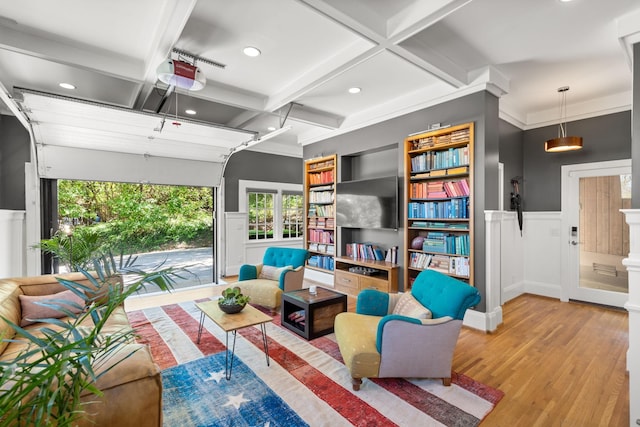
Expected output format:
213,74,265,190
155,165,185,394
57,181,214,255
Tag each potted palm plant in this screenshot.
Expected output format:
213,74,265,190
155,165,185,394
0,252,185,427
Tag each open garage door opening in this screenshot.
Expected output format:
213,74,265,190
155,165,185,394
40,179,216,293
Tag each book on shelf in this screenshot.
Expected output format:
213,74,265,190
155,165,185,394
384,246,398,264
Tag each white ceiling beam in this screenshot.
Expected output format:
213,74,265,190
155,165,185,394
0,24,143,81
134,0,199,109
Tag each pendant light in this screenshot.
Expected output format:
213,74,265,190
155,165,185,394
545,86,583,152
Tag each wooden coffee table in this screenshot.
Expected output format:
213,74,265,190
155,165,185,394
281,287,347,340
195,300,272,380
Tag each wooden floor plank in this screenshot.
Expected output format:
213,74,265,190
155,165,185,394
454,294,629,426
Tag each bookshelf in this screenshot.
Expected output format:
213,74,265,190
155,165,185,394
404,122,474,289
304,154,337,274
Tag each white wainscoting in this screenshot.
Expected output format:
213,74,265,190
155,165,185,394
0,210,26,278
521,211,564,299
500,211,525,303
222,211,303,277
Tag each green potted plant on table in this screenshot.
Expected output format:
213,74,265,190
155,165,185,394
0,252,185,427
218,286,250,314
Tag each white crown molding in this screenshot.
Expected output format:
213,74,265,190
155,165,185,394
617,8,640,67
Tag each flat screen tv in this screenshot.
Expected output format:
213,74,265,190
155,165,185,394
336,176,398,230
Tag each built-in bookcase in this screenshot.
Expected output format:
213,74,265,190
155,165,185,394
304,154,337,273
404,122,474,289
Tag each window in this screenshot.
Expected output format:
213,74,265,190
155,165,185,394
241,180,303,242
282,192,303,238
248,191,274,240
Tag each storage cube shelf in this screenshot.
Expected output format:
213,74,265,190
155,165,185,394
404,123,475,289
304,155,337,273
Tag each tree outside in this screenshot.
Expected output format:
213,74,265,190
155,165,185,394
57,181,214,255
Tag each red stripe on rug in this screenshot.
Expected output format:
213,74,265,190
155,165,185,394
452,371,505,404
160,303,226,356
127,309,177,370
238,325,398,427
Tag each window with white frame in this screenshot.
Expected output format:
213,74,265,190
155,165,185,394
282,192,303,238
241,180,303,242
248,190,274,240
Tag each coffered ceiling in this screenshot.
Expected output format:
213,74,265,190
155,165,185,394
1,0,639,160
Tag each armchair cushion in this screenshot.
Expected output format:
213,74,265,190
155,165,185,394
258,265,292,281
355,289,389,316
391,292,432,320
238,264,258,281
411,270,481,320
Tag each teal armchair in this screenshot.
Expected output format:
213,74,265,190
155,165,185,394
236,247,309,312
334,269,480,390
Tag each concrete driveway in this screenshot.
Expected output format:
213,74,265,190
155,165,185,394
124,247,216,294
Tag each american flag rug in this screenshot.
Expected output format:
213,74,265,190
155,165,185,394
127,299,503,427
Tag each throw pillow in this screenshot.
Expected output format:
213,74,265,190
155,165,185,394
392,292,432,320
258,265,293,281
19,290,85,327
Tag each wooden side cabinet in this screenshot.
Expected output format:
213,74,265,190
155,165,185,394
333,256,399,297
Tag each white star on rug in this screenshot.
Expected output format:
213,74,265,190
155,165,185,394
223,393,250,410
204,370,225,383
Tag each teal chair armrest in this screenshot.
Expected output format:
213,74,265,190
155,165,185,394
238,264,257,281
356,289,389,316
376,314,421,353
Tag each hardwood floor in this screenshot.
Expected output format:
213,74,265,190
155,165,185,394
455,294,629,426
125,284,629,426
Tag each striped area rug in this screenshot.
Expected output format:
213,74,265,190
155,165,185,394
127,299,503,426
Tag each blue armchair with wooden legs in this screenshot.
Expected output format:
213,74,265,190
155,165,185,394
334,269,480,390
235,247,310,313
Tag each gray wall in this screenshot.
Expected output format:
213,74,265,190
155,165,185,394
304,90,500,311
499,119,524,211
522,111,631,211
223,150,303,212
0,114,30,210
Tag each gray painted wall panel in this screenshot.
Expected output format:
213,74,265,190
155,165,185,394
522,111,631,211
223,150,303,212
499,120,524,211
0,115,30,210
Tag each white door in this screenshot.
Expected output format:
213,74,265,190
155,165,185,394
561,160,631,307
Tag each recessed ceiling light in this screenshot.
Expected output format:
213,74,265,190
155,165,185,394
348,87,361,94
267,126,277,131
59,83,76,90
243,46,261,57
185,109,197,115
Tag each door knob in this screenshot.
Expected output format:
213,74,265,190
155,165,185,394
570,240,578,246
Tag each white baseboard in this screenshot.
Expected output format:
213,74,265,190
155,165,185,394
463,306,503,332
502,281,525,303
524,280,562,299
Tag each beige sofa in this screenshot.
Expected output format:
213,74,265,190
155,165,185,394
0,272,162,426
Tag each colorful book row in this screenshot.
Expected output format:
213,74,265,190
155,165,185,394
408,198,469,219
308,229,334,244
410,179,469,199
421,232,470,256
410,146,469,172
345,243,386,261
308,255,334,271
308,205,334,217
308,170,334,185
